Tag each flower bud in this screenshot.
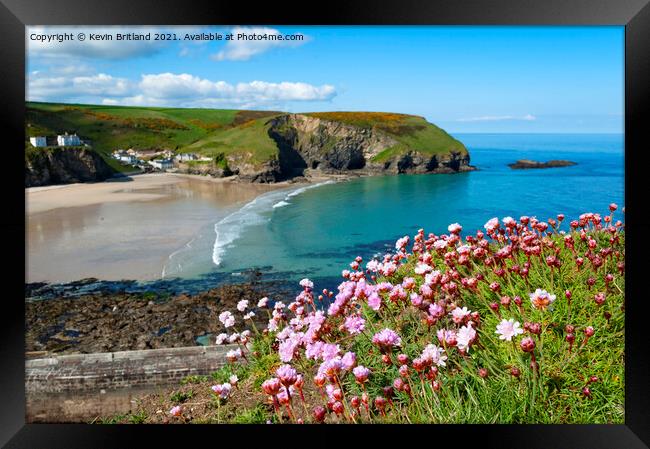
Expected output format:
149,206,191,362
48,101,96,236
520,337,536,353
584,326,595,337
478,368,488,378
510,367,521,378
397,354,409,365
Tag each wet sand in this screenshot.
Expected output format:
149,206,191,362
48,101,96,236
26,174,282,283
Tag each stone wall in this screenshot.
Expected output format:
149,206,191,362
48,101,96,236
26,345,236,394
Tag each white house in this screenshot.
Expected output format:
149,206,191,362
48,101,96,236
57,133,81,146
29,136,47,147
149,159,174,170
175,153,198,162
120,155,137,164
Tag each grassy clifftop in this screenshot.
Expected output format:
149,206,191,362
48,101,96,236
26,102,470,181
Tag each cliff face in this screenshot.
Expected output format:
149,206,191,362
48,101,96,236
249,113,473,182
25,147,115,187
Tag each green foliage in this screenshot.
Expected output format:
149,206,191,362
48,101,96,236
170,389,194,403
231,404,270,424
180,375,209,385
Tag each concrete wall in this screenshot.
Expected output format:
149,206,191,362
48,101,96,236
26,345,237,394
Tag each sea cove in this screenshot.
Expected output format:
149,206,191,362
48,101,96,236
26,133,624,292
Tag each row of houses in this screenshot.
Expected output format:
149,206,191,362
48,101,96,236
29,133,84,148
111,150,211,172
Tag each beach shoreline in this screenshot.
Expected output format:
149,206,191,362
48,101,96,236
25,172,346,284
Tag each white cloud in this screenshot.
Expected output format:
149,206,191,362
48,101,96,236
28,72,133,102
211,27,309,61
28,71,336,109
134,73,335,106
457,114,537,122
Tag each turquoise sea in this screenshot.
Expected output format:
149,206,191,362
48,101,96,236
175,133,624,291
31,133,624,298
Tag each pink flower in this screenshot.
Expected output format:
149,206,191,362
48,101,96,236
457,324,477,352
215,333,228,345
433,239,447,250
344,315,366,335
429,302,445,318
257,297,269,308
341,351,357,370
211,383,232,399
529,288,556,310
448,223,462,234
320,343,341,362
170,405,182,417
372,328,402,351
299,278,314,289
236,300,249,312
395,236,410,251
219,311,235,328
367,292,382,311
495,318,524,341
414,262,433,275
451,306,471,324
278,339,299,363
437,328,457,346
502,216,516,227
262,378,282,395
420,344,447,367
226,348,242,362
276,364,298,386
484,217,500,232
353,365,370,383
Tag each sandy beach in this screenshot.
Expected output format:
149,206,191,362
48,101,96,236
25,174,287,283
26,173,283,214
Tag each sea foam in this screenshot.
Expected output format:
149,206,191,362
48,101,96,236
212,180,335,267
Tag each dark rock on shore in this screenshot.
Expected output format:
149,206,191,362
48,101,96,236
25,283,276,355
508,159,577,169
25,147,115,187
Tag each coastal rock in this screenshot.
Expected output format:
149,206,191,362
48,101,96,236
508,159,577,169
261,113,474,181
25,147,115,187
25,282,277,355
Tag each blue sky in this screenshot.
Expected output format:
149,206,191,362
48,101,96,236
27,26,624,133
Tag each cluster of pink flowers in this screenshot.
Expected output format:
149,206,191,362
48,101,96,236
210,204,623,423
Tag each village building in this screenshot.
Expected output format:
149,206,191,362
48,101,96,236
148,159,174,170
29,136,47,147
56,133,81,146
174,153,198,162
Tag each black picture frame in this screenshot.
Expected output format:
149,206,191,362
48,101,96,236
1,0,648,447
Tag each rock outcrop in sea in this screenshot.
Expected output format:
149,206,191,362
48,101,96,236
508,159,577,169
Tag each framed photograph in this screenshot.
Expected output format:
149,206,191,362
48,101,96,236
2,0,649,446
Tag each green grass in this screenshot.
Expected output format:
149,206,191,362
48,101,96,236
27,102,467,172
305,112,468,160
183,117,282,166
